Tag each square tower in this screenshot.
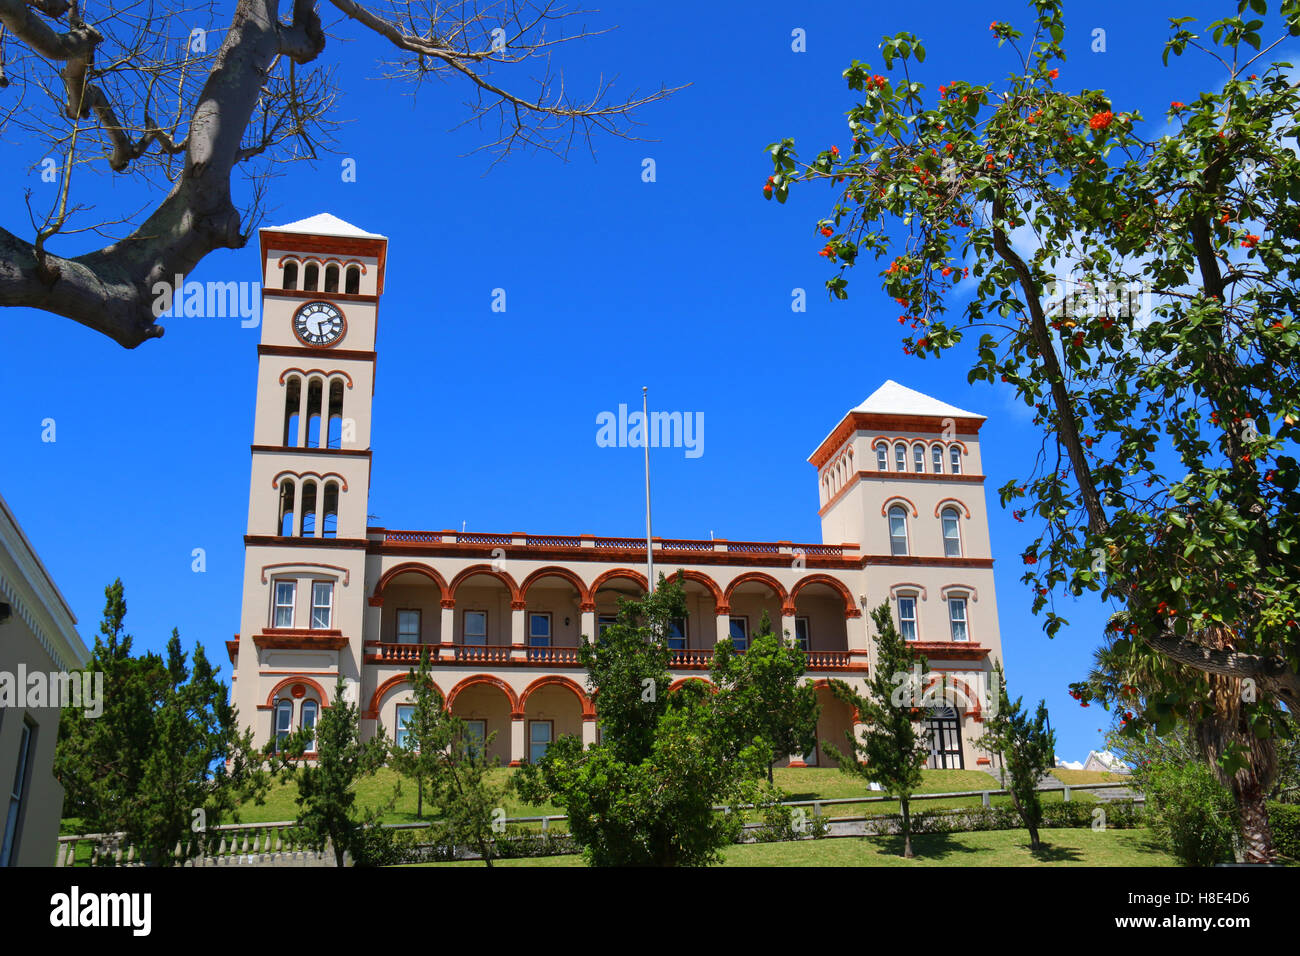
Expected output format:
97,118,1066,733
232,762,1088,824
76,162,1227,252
233,213,387,748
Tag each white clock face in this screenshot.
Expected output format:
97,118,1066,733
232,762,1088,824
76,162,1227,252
293,301,346,347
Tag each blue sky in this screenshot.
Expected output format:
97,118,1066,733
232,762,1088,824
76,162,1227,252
0,0,1263,763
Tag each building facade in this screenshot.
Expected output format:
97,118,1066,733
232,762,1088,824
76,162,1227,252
230,214,1006,772
0,493,89,866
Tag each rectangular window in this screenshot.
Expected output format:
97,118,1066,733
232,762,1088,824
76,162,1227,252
949,598,969,642
273,581,296,629
301,701,319,752
1,720,34,866
463,610,487,645
950,446,962,474
397,609,421,644
528,720,553,764
894,443,906,471
932,446,943,473
528,612,552,646
898,597,918,641
597,614,618,640
275,700,293,749
888,508,909,556
311,581,333,629
668,617,687,651
463,719,487,759
942,512,962,558
913,445,925,473
876,445,888,471
395,704,415,750
729,616,749,652
794,616,810,652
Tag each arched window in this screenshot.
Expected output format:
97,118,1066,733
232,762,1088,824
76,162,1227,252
323,263,339,294
282,375,302,447
301,700,319,751
303,262,319,292
305,378,324,447
282,261,299,291
876,442,888,471
941,507,962,557
300,480,318,537
274,700,294,749
888,505,909,556
327,379,345,448
913,444,925,473
894,442,907,472
345,265,361,295
950,445,962,474
931,445,943,473
322,481,339,539
277,480,296,536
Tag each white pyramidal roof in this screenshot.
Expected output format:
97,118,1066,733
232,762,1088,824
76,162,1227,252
852,379,984,420
261,212,386,240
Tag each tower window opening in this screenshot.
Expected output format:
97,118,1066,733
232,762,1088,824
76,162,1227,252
303,262,319,292
300,480,318,537
282,261,299,291
324,263,339,294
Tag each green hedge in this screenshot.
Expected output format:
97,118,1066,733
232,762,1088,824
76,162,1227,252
873,800,1144,836
1269,802,1300,861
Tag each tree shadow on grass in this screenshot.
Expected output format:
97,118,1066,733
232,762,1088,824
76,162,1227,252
863,831,982,861
1027,840,1083,863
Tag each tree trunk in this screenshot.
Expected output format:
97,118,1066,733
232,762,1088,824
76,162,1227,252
416,777,423,820
1234,778,1275,864
768,762,774,786
901,796,913,858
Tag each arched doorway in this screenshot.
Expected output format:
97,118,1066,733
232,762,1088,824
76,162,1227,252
926,705,964,769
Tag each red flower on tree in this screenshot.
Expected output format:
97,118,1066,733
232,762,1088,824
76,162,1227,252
1089,110,1114,131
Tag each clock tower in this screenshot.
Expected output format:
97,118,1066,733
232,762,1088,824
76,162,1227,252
233,213,387,748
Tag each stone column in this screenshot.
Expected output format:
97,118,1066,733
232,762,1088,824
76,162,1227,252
509,716,525,767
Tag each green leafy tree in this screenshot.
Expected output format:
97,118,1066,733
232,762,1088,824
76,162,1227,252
425,716,507,867
711,610,820,783
55,580,270,865
822,602,930,858
387,648,444,819
767,0,1300,862
978,662,1056,850
514,578,767,866
285,675,389,867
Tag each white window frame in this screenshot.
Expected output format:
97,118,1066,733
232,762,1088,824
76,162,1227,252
396,609,421,644
941,508,963,558
528,720,553,764
913,444,925,473
310,580,334,630
463,610,488,645
274,699,294,748
463,719,487,759
528,611,552,646
950,445,962,474
894,442,907,471
932,445,943,474
888,505,910,556
794,616,811,651
1,719,34,866
876,442,889,471
273,580,296,629
301,700,319,751
729,616,749,652
667,617,688,650
395,704,415,750
897,595,919,641
949,596,970,642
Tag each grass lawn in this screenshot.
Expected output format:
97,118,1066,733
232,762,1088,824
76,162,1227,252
419,827,1175,867
1051,769,1128,786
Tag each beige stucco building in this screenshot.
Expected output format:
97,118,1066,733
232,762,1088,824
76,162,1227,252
0,493,89,866
230,213,1007,772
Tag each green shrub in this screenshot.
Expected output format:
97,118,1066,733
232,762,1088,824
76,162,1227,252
751,803,830,843
1268,802,1300,861
1140,759,1236,866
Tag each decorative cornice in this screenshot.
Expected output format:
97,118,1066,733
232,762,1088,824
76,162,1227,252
258,344,376,362
809,411,983,469
252,629,349,650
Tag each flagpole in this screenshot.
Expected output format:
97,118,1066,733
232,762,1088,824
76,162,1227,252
643,385,655,593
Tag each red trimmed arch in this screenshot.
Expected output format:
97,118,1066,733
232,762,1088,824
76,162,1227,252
668,676,716,696
365,673,445,721
880,495,919,517
372,562,449,605
791,574,860,619
724,571,789,607
665,569,725,612
520,675,595,719
590,568,649,596
934,498,972,519
448,564,522,603
446,674,521,717
922,674,984,720
280,368,355,389
520,566,592,605
811,678,860,721
265,676,330,709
